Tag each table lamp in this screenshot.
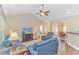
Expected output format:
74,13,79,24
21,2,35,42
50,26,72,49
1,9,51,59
9,30,20,41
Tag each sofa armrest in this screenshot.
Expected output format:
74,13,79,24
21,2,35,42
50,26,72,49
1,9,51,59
27,45,37,55
0,47,10,55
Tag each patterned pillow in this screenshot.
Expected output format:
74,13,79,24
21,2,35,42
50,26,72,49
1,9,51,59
3,40,12,47
15,39,22,46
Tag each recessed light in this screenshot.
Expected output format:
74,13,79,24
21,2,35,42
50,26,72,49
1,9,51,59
66,11,70,14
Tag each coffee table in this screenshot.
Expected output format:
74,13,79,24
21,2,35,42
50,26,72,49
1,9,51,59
10,45,29,55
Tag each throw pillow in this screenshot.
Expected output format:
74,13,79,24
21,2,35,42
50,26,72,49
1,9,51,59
3,40,12,47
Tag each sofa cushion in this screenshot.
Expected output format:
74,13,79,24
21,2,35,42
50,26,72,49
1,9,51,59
42,36,50,41
33,43,37,50
33,37,57,50
34,39,52,49
47,32,54,37
42,32,54,41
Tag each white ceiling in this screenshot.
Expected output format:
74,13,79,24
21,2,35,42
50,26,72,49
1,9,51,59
2,4,79,20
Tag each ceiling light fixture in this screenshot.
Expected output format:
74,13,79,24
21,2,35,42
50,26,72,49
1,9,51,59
36,4,50,16
66,11,70,14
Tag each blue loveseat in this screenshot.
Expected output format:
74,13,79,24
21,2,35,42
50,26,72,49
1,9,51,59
27,37,59,55
0,39,12,55
0,39,22,55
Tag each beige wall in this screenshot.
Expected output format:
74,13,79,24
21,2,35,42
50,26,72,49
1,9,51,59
51,15,79,32
5,14,41,33
50,15,79,50
5,13,49,38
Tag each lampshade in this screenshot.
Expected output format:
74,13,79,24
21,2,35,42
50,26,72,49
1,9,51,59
9,31,20,41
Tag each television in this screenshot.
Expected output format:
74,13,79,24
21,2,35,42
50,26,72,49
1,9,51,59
22,27,32,31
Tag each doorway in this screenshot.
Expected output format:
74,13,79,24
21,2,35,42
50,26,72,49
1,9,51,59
58,23,66,40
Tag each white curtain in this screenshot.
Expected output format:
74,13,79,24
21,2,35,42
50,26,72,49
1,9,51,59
0,5,5,44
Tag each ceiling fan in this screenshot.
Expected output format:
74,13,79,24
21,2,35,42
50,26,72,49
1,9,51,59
36,4,50,16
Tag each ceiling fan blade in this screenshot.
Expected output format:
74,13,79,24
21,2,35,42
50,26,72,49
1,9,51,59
44,13,48,16
44,11,50,13
39,10,42,12
40,14,43,16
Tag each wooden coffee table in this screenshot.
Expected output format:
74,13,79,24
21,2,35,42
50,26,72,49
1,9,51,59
10,45,29,55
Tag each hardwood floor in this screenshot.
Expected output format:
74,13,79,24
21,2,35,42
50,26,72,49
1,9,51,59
57,40,79,55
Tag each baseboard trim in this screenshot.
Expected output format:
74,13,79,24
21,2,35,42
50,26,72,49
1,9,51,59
67,42,79,51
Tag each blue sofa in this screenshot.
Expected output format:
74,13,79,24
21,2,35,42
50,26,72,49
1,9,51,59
27,37,59,55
